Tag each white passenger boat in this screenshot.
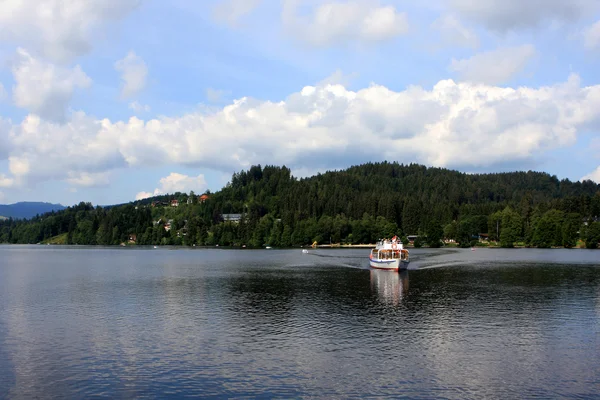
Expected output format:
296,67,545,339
369,236,409,271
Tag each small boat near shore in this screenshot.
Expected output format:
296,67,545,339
369,236,409,271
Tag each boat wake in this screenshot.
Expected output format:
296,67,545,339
302,248,479,271
303,252,362,260
410,261,470,270
296,251,367,269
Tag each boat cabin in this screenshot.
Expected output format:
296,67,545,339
370,248,408,261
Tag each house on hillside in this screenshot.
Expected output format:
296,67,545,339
199,194,210,203
222,213,242,223
128,234,137,244
171,199,179,207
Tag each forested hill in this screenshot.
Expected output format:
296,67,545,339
1,162,600,248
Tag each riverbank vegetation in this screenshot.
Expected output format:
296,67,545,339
1,162,600,249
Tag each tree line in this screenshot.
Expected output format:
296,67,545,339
1,162,600,248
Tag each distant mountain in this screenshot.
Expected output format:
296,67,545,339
0,202,66,220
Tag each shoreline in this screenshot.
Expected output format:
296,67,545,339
0,243,594,250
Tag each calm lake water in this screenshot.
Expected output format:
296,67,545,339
0,245,599,399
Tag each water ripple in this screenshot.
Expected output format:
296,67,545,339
0,246,598,398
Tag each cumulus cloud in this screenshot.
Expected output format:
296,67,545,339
584,20,600,49
8,156,30,181
0,0,141,63
158,173,207,193
11,48,92,122
115,51,148,98
4,112,127,186
582,166,600,183
135,191,155,200
2,74,600,189
212,0,263,26
448,0,598,32
449,45,536,85
135,173,207,200
0,174,14,188
283,0,409,46
66,171,111,187
431,14,479,49
129,101,151,112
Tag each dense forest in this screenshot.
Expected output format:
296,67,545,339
1,162,600,249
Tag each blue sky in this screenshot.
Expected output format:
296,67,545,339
1,0,600,206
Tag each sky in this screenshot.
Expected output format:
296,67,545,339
0,0,600,206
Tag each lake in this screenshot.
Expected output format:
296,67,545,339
0,245,599,398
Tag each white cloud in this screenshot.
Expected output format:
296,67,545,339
0,174,14,188
283,0,409,46
212,0,262,26
8,157,29,178
135,191,156,200
158,173,207,193
129,101,151,112
0,0,141,63
431,14,479,49
2,74,600,189
66,171,110,187
115,51,148,98
582,166,600,183
4,112,127,186
8,156,30,178
136,173,207,200
449,45,536,85
584,20,600,49
448,0,598,32
11,48,92,122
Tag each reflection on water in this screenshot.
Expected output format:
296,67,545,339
0,246,599,398
370,269,409,305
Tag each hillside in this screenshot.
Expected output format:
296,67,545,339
0,202,65,220
1,162,599,248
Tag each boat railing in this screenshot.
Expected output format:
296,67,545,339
372,240,410,263
374,248,404,260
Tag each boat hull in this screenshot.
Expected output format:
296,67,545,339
369,258,409,271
